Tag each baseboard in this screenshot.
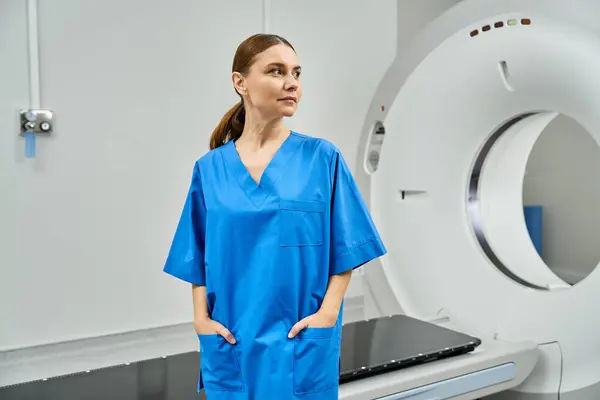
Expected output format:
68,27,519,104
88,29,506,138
0,295,366,388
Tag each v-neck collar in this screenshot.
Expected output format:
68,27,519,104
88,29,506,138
222,131,304,208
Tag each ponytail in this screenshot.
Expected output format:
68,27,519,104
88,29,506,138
209,101,245,150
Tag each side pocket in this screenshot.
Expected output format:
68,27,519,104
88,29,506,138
279,199,325,247
293,326,340,395
198,334,245,392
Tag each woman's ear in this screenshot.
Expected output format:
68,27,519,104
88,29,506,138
232,72,247,97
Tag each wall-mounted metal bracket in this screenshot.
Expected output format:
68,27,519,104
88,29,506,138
20,109,53,136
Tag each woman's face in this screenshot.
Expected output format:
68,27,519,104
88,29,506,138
234,44,302,119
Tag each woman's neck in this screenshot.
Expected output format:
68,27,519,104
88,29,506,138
238,116,289,150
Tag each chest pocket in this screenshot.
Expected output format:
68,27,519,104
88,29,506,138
279,199,325,247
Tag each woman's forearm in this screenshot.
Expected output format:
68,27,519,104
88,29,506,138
318,269,353,320
288,269,354,337
192,284,210,322
192,284,236,342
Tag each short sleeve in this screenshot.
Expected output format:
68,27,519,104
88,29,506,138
163,162,207,285
329,149,387,276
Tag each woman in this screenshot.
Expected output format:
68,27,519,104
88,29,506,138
163,33,386,399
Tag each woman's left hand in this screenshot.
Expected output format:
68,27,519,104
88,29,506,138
288,310,337,338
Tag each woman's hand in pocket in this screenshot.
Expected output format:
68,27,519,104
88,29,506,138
287,310,337,339
194,318,237,344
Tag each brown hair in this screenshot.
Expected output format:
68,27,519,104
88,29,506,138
209,33,296,150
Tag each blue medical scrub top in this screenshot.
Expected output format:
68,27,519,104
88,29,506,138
163,131,386,399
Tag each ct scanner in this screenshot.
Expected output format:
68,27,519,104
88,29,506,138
338,0,600,399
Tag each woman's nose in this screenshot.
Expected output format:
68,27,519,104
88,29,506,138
284,75,298,89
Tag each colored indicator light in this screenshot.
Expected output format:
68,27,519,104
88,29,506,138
494,21,504,28
482,25,491,32
470,29,479,37
507,19,517,26
521,18,531,25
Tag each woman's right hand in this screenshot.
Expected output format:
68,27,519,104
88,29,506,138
194,318,237,344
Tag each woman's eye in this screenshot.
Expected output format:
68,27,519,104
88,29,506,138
268,68,300,78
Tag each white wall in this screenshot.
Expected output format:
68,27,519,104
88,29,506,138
523,114,600,284
0,0,396,385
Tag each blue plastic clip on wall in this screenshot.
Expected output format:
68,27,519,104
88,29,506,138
25,130,36,158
